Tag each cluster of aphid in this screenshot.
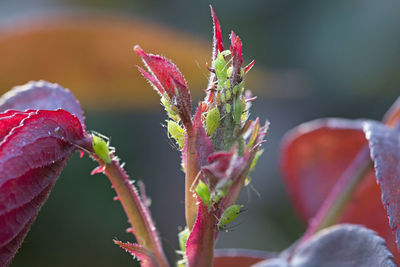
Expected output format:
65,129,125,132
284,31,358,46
175,47,263,265
204,50,251,152
207,51,246,123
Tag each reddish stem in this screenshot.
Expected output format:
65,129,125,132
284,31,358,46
185,125,199,230
101,159,169,267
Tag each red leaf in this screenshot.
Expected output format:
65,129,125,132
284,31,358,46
137,66,165,96
213,249,273,267
243,60,255,75
230,31,243,85
134,46,188,96
0,109,90,265
0,81,86,128
134,46,192,128
203,149,236,180
280,119,366,221
210,5,224,60
0,183,54,267
202,148,249,189
113,240,156,267
206,6,224,101
280,118,397,257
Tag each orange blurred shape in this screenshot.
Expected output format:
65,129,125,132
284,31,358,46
0,15,215,111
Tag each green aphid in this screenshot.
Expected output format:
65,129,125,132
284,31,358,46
215,52,228,89
227,66,233,78
233,98,244,124
178,227,190,253
161,95,179,121
226,103,231,113
92,134,111,164
167,120,185,150
195,180,211,206
220,92,226,103
239,81,245,93
226,90,232,101
232,85,240,95
217,204,242,230
241,68,245,77
206,107,220,136
212,186,228,204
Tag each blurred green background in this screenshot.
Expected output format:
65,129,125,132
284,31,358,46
1,0,399,266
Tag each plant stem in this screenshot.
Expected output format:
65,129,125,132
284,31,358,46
102,159,169,267
298,146,372,244
185,126,200,230
186,203,216,267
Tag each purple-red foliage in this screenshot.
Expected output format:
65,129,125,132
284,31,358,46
0,81,91,266
280,98,400,260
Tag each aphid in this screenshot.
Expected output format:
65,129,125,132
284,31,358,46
167,120,185,149
195,180,211,206
217,204,242,230
225,90,232,101
214,51,231,90
227,66,233,78
212,186,229,204
161,95,179,121
226,103,231,114
215,53,227,85
220,92,226,103
178,227,190,253
211,180,231,204
92,134,111,164
232,85,239,95
233,97,243,124
205,107,220,136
